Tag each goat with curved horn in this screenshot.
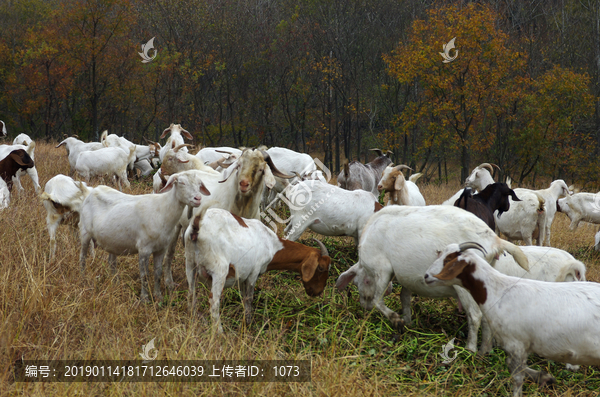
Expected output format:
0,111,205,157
458,242,488,255
312,238,330,257
260,150,295,179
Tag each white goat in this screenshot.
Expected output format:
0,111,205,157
442,163,498,205
377,165,425,206
497,180,570,246
424,242,600,397
335,205,529,353
159,123,193,161
161,144,219,176
0,142,41,192
56,137,104,175
283,179,382,243
75,146,136,191
40,174,92,259
494,246,586,282
0,178,9,209
13,133,33,146
196,147,242,165
184,208,331,332
79,170,211,301
557,192,600,230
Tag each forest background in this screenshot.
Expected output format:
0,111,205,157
1,0,599,185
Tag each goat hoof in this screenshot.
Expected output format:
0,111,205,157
539,372,556,387
390,314,405,331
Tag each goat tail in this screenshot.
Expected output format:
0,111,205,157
26,141,36,156
100,130,109,144
39,191,51,202
127,146,136,163
557,262,586,282
495,239,530,272
534,192,546,213
76,180,90,199
409,172,423,184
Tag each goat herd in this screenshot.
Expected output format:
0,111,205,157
1,121,600,396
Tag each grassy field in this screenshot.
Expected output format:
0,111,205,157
1,141,599,396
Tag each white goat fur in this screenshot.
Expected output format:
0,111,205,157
557,192,600,230
75,146,136,191
184,208,284,332
78,170,210,301
40,174,92,258
56,137,104,175
13,133,33,146
378,166,425,206
0,121,6,136
335,205,529,353
0,178,9,209
283,179,381,242
425,244,600,397
494,246,586,282
196,147,242,164
0,142,41,192
595,230,600,251
159,123,193,161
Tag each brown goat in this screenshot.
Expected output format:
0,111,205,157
0,149,34,191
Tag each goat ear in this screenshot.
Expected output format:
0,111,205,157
335,269,357,291
10,151,29,167
159,127,171,139
181,128,193,140
394,173,404,191
263,166,276,189
199,182,211,196
160,174,178,192
433,257,470,281
510,190,521,202
299,253,319,282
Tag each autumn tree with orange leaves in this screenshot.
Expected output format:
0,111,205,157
384,3,593,182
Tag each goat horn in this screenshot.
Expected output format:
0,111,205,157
394,164,413,172
369,148,383,157
312,238,329,257
478,163,500,173
458,242,488,255
173,143,193,153
215,149,233,154
218,162,240,183
159,171,168,184
260,150,294,179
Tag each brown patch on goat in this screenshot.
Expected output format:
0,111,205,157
51,201,72,215
190,215,201,242
434,255,487,305
267,238,330,297
227,264,236,279
230,213,248,228
374,201,383,212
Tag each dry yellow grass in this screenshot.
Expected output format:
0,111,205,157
1,142,599,396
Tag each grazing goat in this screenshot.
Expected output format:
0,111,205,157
75,146,136,191
184,207,330,331
424,242,600,397
377,165,425,206
0,120,6,136
41,174,92,259
79,170,211,301
56,137,104,175
283,179,383,243
557,192,600,230
0,142,40,192
100,130,137,172
494,245,586,282
454,183,520,230
163,149,293,290
262,146,318,205
13,133,32,146
335,205,529,353
159,123,193,161
0,148,35,192
337,149,393,196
